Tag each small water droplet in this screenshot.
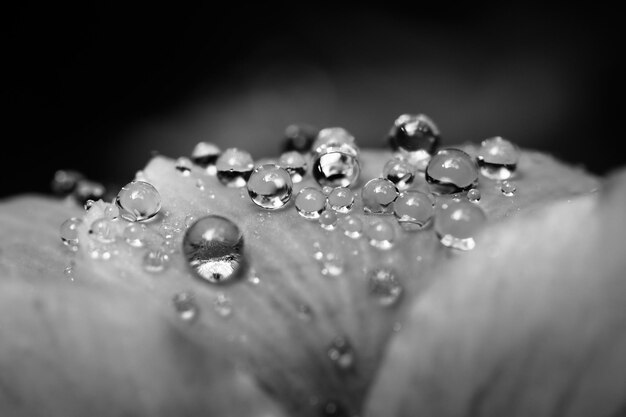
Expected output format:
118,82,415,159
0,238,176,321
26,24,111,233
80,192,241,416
175,157,193,176
195,178,205,190
247,270,261,285
393,190,434,231
367,268,403,307
64,261,75,281
60,217,82,249
283,124,318,153
123,223,146,247
89,217,116,243
278,151,308,183
84,199,95,211
477,136,519,180
388,114,440,171
184,215,196,228
103,204,119,219
319,211,338,231
73,179,106,206
327,187,354,213
182,215,244,283
295,187,326,219
500,180,517,197
366,218,395,249
327,336,355,370
362,178,398,214
116,181,161,222
319,252,344,277
191,141,221,175
322,186,333,195
435,199,487,250
247,164,293,210
311,128,360,188
143,248,170,273
172,292,199,322
426,149,478,194
467,188,481,202
216,148,254,187
337,215,363,238
51,169,84,195
89,245,113,260
214,293,233,318
383,158,416,190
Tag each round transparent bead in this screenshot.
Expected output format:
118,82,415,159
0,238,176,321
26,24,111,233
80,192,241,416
383,158,416,190
327,187,354,213
191,141,221,174
60,217,82,248
388,114,440,170
89,217,116,243
175,157,192,176
312,127,357,155
337,215,363,238
278,151,307,183
366,218,395,249
362,178,399,215
123,223,147,247
283,124,318,153
116,181,161,222
425,148,478,194
73,179,106,206
367,267,403,307
247,164,293,210
295,187,327,220
172,292,199,322
435,199,487,251
477,136,519,180
500,180,517,197
51,169,84,195
143,248,170,273
467,188,481,202
393,190,435,231
216,148,254,188
312,150,360,188
319,211,338,231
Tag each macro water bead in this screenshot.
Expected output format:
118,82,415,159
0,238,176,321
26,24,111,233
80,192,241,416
283,123,318,153
59,217,82,248
388,114,440,170
115,181,162,222
477,136,519,180
295,187,327,219
182,215,244,284
383,158,416,190
425,149,479,194
278,151,307,183
362,178,399,215
434,199,487,251
216,148,254,187
191,141,221,174
247,164,293,210
311,127,361,188
393,190,435,231
327,187,354,213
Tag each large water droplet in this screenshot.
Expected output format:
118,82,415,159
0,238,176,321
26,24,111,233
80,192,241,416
393,190,435,231
175,157,192,176
362,178,398,215
60,217,82,249
327,336,355,371
172,292,199,322
319,210,338,231
337,215,363,238
383,158,416,190
435,199,487,250
327,187,354,213
216,148,254,188
183,215,244,284
191,141,221,175
278,151,307,183
477,136,519,180
116,181,162,222
283,124,318,153
388,114,440,170
500,180,517,197
89,217,116,243
367,267,403,307
426,148,479,194
311,128,360,188
247,164,293,210
295,187,326,219
366,218,395,249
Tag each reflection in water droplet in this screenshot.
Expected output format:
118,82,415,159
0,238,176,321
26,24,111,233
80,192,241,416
104,204,119,219
283,124,317,153
52,169,84,195
337,215,363,238
172,292,199,322
327,187,354,213
467,188,481,203
383,158,416,190
143,248,170,273
500,180,517,197
216,148,254,187
426,149,478,194
278,151,308,183
214,293,233,318
182,215,244,284
311,128,360,188
435,199,487,250
327,336,355,371
116,181,161,222
388,114,440,171
175,157,193,176
477,136,519,180
362,178,399,214
89,218,116,243
295,187,327,219
123,223,147,247
191,141,221,175
60,217,82,249
393,190,434,231
247,164,293,209
368,268,403,307
366,218,395,249
319,211,338,231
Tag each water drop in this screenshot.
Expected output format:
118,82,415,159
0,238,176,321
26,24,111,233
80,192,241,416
319,210,338,231
172,292,199,322
195,178,205,190
73,179,106,206
216,148,254,187
500,180,517,197
388,114,440,170
477,136,519,180
313,127,357,154
191,141,221,175
63,261,75,281
283,123,318,153
367,268,403,307
60,217,82,249
393,190,434,231
89,218,116,243
383,158,416,190
322,186,333,195
247,164,293,210
184,215,196,228
278,151,307,183
143,248,170,273
247,270,261,285
214,293,233,318
175,157,192,176
295,187,327,219
366,218,395,249
327,187,354,213
337,215,363,238
123,223,146,247
327,336,355,370
116,181,161,222
104,204,119,219
84,199,95,211
182,215,244,284
311,128,360,188
435,199,487,250
467,188,481,203
319,252,344,277
425,148,478,194
361,178,398,215
51,169,84,195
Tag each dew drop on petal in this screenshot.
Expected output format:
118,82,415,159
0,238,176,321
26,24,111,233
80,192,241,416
327,336,355,371
195,178,205,191
366,218,395,249
84,199,96,211
311,128,360,188
73,179,106,206
362,178,398,215
123,223,147,247
435,199,487,250
191,141,221,175
318,252,344,277
51,169,84,195
477,136,519,180
383,158,416,190
104,204,119,219
182,215,244,284
393,190,434,231
327,187,354,213
216,148,254,188
143,248,170,273
295,187,327,219
500,180,517,197
467,188,481,203
89,217,116,243
283,123,318,153
172,292,199,322
278,151,308,183
116,181,162,222
319,210,338,231
367,267,403,307
175,157,193,176
60,217,82,248
425,148,479,194
214,293,233,318
388,114,440,171
247,164,293,210
337,215,363,238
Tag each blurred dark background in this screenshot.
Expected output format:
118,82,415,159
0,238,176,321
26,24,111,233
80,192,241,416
4,3,623,197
